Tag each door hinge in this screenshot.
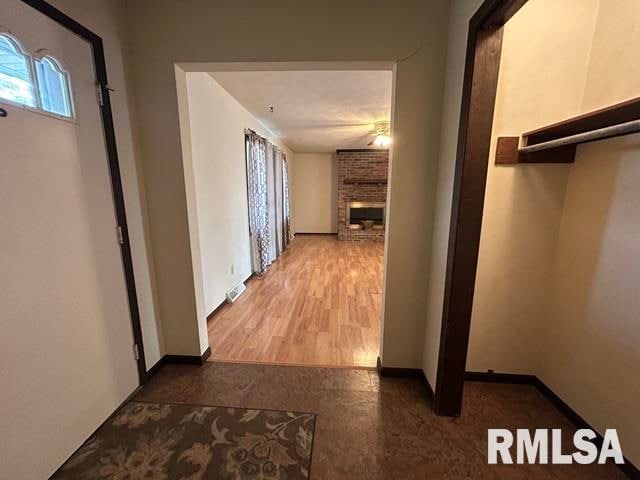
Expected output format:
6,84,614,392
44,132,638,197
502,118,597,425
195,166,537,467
133,343,140,361
96,83,115,107
117,225,125,245
96,83,104,106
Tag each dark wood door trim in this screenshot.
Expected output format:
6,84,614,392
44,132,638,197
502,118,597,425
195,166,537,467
20,0,148,384
434,0,529,416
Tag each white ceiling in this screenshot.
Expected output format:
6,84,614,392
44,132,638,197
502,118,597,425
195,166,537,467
209,70,392,153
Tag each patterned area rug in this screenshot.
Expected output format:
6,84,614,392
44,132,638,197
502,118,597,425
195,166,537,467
52,401,316,479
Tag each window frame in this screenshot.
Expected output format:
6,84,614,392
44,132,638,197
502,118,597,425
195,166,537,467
34,53,75,118
0,32,39,108
0,32,75,120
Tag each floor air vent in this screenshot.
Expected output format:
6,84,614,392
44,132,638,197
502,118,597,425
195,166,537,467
226,281,247,303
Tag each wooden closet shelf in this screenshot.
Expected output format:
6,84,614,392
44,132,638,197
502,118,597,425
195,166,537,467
496,96,640,165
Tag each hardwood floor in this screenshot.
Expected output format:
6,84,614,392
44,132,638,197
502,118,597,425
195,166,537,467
208,234,383,367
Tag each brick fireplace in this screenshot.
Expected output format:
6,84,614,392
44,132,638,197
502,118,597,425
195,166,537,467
337,149,389,242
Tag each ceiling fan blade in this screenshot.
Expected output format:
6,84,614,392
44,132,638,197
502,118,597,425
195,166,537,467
339,132,372,142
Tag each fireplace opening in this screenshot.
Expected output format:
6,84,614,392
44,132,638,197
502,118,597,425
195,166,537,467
347,202,386,229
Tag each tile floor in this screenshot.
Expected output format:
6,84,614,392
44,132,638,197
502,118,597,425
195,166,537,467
135,362,627,479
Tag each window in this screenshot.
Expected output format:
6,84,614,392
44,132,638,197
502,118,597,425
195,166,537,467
36,56,72,117
0,34,74,118
0,35,36,107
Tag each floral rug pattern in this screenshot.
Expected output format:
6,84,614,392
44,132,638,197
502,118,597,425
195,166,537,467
52,401,316,480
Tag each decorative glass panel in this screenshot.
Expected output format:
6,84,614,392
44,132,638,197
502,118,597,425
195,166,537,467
0,35,36,107
36,56,72,117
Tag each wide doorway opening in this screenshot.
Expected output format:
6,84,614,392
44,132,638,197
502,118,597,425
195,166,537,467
176,63,394,368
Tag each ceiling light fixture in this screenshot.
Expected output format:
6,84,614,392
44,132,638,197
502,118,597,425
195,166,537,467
371,121,391,148
374,133,391,147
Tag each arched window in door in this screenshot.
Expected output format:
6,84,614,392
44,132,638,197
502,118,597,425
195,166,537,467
0,33,74,118
0,34,37,107
35,56,73,117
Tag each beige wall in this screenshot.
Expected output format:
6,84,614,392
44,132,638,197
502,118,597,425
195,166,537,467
542,136,640,466
422,0,484,386
125,0,451,366
540,0,640,466
581,0,640,112
293,153,338,233
465,0,640,465
178,72,293,319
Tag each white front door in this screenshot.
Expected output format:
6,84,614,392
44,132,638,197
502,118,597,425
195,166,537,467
0,2,139,478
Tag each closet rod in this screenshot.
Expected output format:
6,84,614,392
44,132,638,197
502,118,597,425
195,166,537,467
520,119,640,154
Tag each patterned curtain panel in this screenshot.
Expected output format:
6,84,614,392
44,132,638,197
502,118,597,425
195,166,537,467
282,156,293,248
245,131,271,275
265,144,277,263
274,149,284,257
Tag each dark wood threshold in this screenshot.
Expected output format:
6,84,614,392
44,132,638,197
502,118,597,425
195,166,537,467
466,371,640,479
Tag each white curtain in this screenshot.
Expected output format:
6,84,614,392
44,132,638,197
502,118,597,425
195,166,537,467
245,130,271,274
